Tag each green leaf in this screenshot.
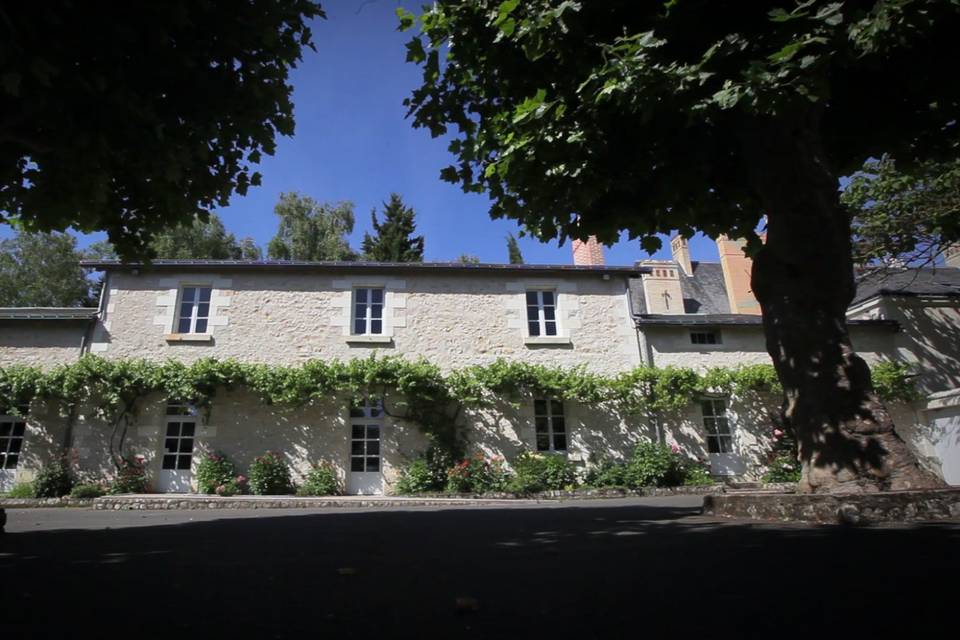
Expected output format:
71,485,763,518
396,7,416,31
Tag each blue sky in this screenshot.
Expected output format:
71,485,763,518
2,0,722,266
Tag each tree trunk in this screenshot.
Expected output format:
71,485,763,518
741,111,943,494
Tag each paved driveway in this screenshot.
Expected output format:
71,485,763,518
1,497,956,637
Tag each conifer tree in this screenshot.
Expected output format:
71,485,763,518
361,194,424,262
506,233,524,264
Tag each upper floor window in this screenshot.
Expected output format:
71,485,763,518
534,398,566,452
176,286,212,334
353,288,384,335
690,330,720,345
526,290,558,337
701,398,734,453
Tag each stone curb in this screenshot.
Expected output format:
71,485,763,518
93,495,548,510
702,488,960,524
0,497,96,509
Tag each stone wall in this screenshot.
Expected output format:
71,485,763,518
0,321,88,368
90,269,641,374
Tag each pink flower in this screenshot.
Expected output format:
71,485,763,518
773,429,784,439
670,443,680,454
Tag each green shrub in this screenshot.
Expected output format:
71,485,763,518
70,483,106,499
196,452,236,494
33,457,74,498
6,482,35,498
214,475,248,496
296,463,339,496
509,451,577,494
445,454,511,494
624,441,684,488
395,458,438,494
108,457,148,494
681,460,714,486
584,457,628,488
248,451,293,495
763,453,801,483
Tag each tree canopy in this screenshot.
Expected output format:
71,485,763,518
267,192,357,261
0,1,323,260
361,194,425,262
150,214,262,260
0,232,94,306
842,157,960,273
401,1,960,493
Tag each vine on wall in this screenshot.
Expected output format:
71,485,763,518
0,355,920,462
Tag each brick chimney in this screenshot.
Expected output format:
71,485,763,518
945,243,960,268
639,260,684,314
572,236,605,266
670,235,693,276
716,235,761,315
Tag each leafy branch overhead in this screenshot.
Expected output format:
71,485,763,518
0,1,324,260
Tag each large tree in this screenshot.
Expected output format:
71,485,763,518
361,194,425,262
150,214,262,260
401,1,960,493
0,2,322,260
0,232,93,306
267,192,357,261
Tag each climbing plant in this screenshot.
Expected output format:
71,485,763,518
0,355,920,462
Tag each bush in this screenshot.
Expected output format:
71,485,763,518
296,463,339,496
509,452,577,494
763,453,801,483
681,460,714,486
584,457,628,488
624,442,683,488
70,483,106,499
6,482,35,498
33,457,74,498
248,451,293,495
395,459,435,494
445,454,511,494
196,452,236,494
108,457,148,494
214,475,248,496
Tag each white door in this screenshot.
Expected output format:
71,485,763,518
701,398,746,476
348,398,383,495
0,415,26,492
930,405,960,485
157,404,197,493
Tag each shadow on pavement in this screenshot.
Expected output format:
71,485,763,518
1,502,956,637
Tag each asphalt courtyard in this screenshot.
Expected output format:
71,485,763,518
1,496,957,638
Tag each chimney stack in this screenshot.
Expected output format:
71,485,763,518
572,236,605,266
716,235,761,315
670,235,693,276
945,243,960,268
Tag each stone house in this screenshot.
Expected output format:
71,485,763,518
0,239,958,493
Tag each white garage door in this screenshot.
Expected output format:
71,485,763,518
930,406,960,486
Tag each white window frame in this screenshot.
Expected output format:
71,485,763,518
352,287,386,336
0,411,27,471
174,285,213,335
701,398,735,454
161,403,198,471
534,398,567,452
349,397,383,473
525,289,560,338
690,330,721,345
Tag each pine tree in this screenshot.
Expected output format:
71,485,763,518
361,194,424,262
506,233,524,264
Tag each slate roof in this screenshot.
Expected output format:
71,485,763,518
81,259,646,276
0,307,98,320
628,261,730,316
851,267,960,306
635,314,898,329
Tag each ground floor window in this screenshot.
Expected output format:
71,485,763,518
0,411,27,470
162,403,197,470
350,397,382,473
701,398,734,453
534,398,566,452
